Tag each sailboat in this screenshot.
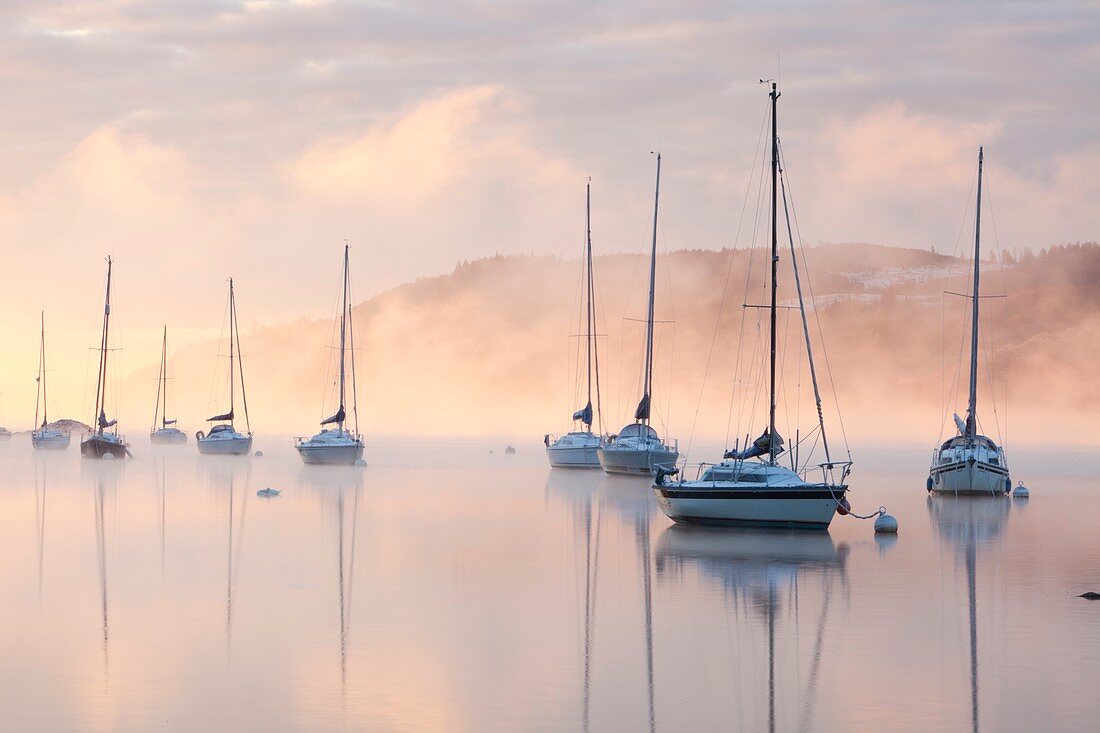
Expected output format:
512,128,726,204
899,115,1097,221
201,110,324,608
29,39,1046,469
196,278,253,455
929,149,1011,495
653,83,850,528
31,311,70,450
546,182,605,468
597,154,679,475
150,326,187,444
80,256,130,459
295,243,365,465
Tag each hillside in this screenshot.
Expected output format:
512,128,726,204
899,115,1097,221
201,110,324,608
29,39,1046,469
126,241,1100,448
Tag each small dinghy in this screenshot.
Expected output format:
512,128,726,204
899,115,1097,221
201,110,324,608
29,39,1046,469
257,487,281,498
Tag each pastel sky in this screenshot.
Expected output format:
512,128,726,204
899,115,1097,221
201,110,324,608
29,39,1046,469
0,1,1098,421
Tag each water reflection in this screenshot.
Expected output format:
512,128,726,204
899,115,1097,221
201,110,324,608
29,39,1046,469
656,527,848,733
200,457,252,648
33,455,48,607
928,495,1010,733
83,463,119,675
303,467,364,698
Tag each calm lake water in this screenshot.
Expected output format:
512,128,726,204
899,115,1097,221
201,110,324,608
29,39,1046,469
1,438,1098,732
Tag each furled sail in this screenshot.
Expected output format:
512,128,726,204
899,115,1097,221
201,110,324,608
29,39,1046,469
953,413,967,436
572,401,593,426
321,406,346,426
724,427,784,460
208,409,234,422
98,411,117,429
164,419,177,426
634,394,651,421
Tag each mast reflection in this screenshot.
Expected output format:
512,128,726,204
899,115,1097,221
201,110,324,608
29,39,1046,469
656,527,848,733
928,495,1010,733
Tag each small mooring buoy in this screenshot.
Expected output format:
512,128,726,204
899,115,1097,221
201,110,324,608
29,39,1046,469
354,458,367,467
874,508,898,534
254,450,264,457
1012,482,1030,498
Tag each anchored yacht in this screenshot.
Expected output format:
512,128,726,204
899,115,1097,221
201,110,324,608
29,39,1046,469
546,182,605,468
80,256,130,459
196,279,253,455
929,149,1010,496
654,83,850,528
31,312,70,450
295,243,365,465
597,154,678,475
150,326,187,444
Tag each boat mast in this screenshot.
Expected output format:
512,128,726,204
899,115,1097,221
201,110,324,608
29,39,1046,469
338,243,349,432
768,82,780,462
153,326,166,430
233,281,251,434
228,279,236,427
641,153,661,427
161,327,169,428
92,256,113,435
965,148,983,440
36,311,47,429
584,182,594,433
347,249,360,437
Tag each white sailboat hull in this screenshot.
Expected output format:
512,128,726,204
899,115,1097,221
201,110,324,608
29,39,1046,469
546,432,602,468
296,442,364,465
196,433,252,455
930,460,1009,495
151,428,188,445
32,431,70,450
548,445,600,468
598,445,679,476
654,485,840,529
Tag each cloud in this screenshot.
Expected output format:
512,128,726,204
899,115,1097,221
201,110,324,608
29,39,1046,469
291,85,576,207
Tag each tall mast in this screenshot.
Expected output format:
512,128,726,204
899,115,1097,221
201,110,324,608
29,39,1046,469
338,243,349,432
965,148,984,439
160,326,168,428
584,182,593,433
641,153,661,427
228,278,236,424
93,256,113,435
37,311,47,428
768,82,780,461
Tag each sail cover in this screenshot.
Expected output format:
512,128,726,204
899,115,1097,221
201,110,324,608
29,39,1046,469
953,413,967,436
321,406,346,426
208,409,234,422
634,394,651,421
724,427,785,460
98,411,117,429
573,401,593,426
164,419,177,426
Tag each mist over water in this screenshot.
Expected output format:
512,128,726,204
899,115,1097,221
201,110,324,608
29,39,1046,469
2,438,1098,732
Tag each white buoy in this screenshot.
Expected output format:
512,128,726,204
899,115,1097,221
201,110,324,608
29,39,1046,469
354,458,367,467
874,508,898,534
254,450,264,457
1012,482,1030,498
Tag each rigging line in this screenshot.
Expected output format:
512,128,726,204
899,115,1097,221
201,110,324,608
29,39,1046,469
692,97,770,458
777,143,849,457
728,117,773,446
780,156,830,463
347,253,361,436
983,172,1010,448
937,160,979,439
